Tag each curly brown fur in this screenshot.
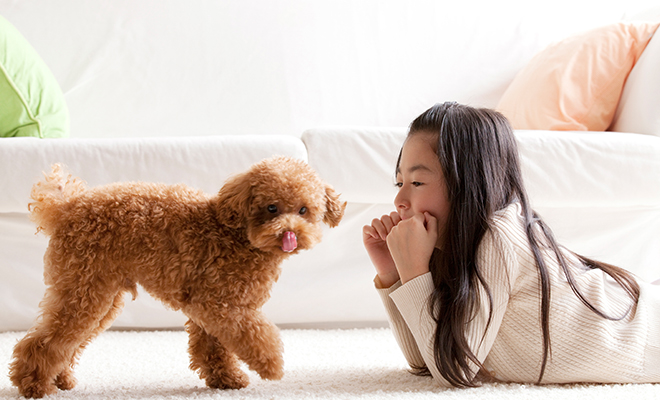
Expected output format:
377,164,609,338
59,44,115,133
9,156,346,398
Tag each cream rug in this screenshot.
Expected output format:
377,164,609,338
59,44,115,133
0,328,658,399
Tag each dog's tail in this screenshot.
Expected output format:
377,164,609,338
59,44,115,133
29,164,87,236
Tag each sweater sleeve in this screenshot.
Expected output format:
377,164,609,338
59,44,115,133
375,279,426,369
388,226,518,387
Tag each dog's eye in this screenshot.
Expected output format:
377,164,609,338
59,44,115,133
299,207,307,215
267,205,278,213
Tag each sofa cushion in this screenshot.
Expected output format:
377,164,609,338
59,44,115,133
302,128,660,208
497,22,659,131
0,135,308,213
610,26,660,136
302,128,406,204
0,16,69,138
515,130,660,208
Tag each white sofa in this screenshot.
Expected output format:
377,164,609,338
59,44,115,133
1,0,659,332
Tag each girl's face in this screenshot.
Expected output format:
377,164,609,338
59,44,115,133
394,132,450,248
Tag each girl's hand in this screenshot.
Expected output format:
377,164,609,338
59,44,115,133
363,212,402,288
386,212,437,284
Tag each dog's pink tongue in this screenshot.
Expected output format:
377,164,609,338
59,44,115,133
282,231,297,252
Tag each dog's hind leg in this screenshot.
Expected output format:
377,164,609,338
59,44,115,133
9,282,123,398
185,319,249,389
55,290,128,392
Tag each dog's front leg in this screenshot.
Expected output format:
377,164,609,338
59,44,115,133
184,319,250,389
193,308,284,381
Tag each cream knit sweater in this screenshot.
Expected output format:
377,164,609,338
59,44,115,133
377,202,660,386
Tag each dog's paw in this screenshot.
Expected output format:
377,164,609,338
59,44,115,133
254,355,285,381
205,370,250,390
16,379,57,399
54,369,77,391
258,367,284,381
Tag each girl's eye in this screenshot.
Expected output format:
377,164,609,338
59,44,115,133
267,205,278,213
395,181,422,188
299,207,307,215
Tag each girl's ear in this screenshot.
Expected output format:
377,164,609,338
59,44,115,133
215,171,253,228
323,185,346,228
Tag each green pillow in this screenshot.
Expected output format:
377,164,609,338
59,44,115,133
0,15,69,138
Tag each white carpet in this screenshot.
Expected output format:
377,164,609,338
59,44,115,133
1,328,658,399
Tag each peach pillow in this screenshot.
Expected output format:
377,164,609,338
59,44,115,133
497,22,659,131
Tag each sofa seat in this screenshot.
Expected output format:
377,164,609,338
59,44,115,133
2,129,658,331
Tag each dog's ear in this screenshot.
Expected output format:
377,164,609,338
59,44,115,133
323,185,346,228
215,171,254,228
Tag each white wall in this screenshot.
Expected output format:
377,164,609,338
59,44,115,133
3,0,659,138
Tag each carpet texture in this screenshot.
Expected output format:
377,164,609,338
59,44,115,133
1,328,658,399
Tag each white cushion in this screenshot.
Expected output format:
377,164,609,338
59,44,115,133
302,128,406,204
0,136,307,213
516,130,660,208
610,27,660,135
303,128,660,208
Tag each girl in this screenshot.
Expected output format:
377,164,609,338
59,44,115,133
363,102,660,387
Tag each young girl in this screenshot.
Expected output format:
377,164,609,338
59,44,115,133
363,102,660,387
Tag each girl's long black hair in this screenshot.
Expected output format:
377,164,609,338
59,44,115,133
400,102,640,387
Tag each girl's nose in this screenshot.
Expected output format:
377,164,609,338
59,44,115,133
394,189,409,210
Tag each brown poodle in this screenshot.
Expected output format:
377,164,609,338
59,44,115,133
9,156,346,398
